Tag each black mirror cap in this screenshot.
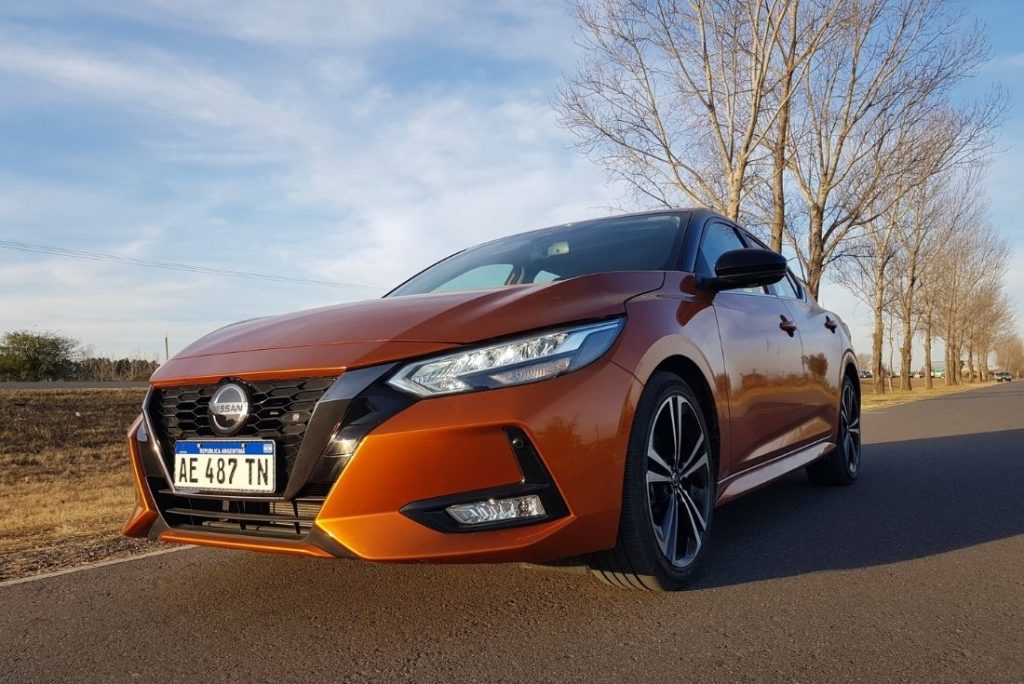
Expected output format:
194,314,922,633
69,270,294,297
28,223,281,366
706,248,788,291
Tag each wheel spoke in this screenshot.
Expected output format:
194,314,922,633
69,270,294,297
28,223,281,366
677,490,704,558
646,468,672,485
678,489,707,532
676,396,690,466
647,445,673,476
681,450,708,480
678,431,704,474
657,495,679,560
669,396,682,465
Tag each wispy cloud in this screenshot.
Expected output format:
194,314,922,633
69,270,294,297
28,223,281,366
0,3,618,354
994,52,1024,69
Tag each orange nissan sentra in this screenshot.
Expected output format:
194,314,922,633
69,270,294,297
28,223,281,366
124,208,860,590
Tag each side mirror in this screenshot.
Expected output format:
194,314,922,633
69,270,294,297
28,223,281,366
705,248,788,291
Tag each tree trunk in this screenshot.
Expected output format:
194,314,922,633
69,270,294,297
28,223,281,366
950,337,958,385
899,309,913,391
725,171,743,221
923,311,934,390
806,205,825,298
967,344,975,383
769,6,798,253
871,261,886,395
886,321,897,393
769,91,792,253
770,134,787,252
944,326,954,386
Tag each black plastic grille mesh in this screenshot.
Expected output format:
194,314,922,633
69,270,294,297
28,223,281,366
150,377,335,477
151,482,325,539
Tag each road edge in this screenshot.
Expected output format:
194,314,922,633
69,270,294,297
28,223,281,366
0,545,193,588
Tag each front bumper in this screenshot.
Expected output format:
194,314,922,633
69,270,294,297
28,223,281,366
124,358,641,563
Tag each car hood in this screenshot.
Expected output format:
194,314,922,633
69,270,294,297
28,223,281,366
151,272,664,385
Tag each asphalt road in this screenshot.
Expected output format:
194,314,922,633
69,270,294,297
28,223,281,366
1,384,1021,683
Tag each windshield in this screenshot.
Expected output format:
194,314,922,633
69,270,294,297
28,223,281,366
388,214,685,296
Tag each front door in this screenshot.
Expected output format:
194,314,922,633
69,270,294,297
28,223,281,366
697,220,809,474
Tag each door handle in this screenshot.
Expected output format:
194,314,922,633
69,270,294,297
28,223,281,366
779,315,798,336
824,316,838,333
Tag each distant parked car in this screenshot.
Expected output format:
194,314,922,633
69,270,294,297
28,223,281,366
995,372,1012,383
859,369,873,379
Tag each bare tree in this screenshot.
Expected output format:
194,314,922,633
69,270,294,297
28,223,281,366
934,223,1008,385
834,193,901,393
764,0,842,250
893,165,987,390
913,182,965,388
558,0,798,218
783,0,993,296
967,288,1014,381
558,0,1016,367
994,334,1024,377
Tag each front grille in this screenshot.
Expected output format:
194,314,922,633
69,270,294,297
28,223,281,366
153,482,324,539
149,376,336,481
142,370,408,543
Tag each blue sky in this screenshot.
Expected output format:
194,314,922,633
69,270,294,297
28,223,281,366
0,0,1021,360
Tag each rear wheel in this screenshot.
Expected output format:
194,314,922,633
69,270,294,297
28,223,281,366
806,376,861,486
590,372,715,591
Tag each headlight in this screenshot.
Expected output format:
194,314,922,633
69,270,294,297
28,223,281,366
387,318,625,397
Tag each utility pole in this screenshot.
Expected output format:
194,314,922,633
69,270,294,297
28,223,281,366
165,334,169,363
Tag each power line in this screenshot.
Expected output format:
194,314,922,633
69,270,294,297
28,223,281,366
0,239,384,291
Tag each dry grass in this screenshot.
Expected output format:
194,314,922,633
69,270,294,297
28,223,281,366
0,389,154,580
861,380,995,410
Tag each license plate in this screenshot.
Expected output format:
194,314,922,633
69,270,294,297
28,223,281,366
173,440,276,493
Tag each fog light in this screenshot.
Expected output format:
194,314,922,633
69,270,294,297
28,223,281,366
446,495,546,525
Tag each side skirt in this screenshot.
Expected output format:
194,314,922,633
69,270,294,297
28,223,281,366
715,439,833,505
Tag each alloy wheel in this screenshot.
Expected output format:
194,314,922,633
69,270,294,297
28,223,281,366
645,394,712,568
840,383,861,475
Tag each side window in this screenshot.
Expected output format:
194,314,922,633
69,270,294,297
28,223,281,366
792,276,805,299
700,222,767,295
697,222,746,276
770,272,800,299
736,229,783,296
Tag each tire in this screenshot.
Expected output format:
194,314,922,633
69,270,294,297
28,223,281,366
806,376,861,486
590,371,716,591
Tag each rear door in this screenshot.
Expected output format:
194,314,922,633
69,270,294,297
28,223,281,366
697,220,808,474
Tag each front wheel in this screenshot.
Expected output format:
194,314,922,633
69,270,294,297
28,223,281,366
590,372,716,591
806,377,861,486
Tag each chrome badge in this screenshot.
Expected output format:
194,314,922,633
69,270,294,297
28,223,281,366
209,382,250,436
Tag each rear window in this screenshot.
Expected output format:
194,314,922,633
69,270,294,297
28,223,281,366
389,214,684,296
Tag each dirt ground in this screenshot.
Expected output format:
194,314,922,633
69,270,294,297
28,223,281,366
0,389,155,581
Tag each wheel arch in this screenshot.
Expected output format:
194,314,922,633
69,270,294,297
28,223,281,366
649,355,722,480
831,352,861,447
841,353,860,404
